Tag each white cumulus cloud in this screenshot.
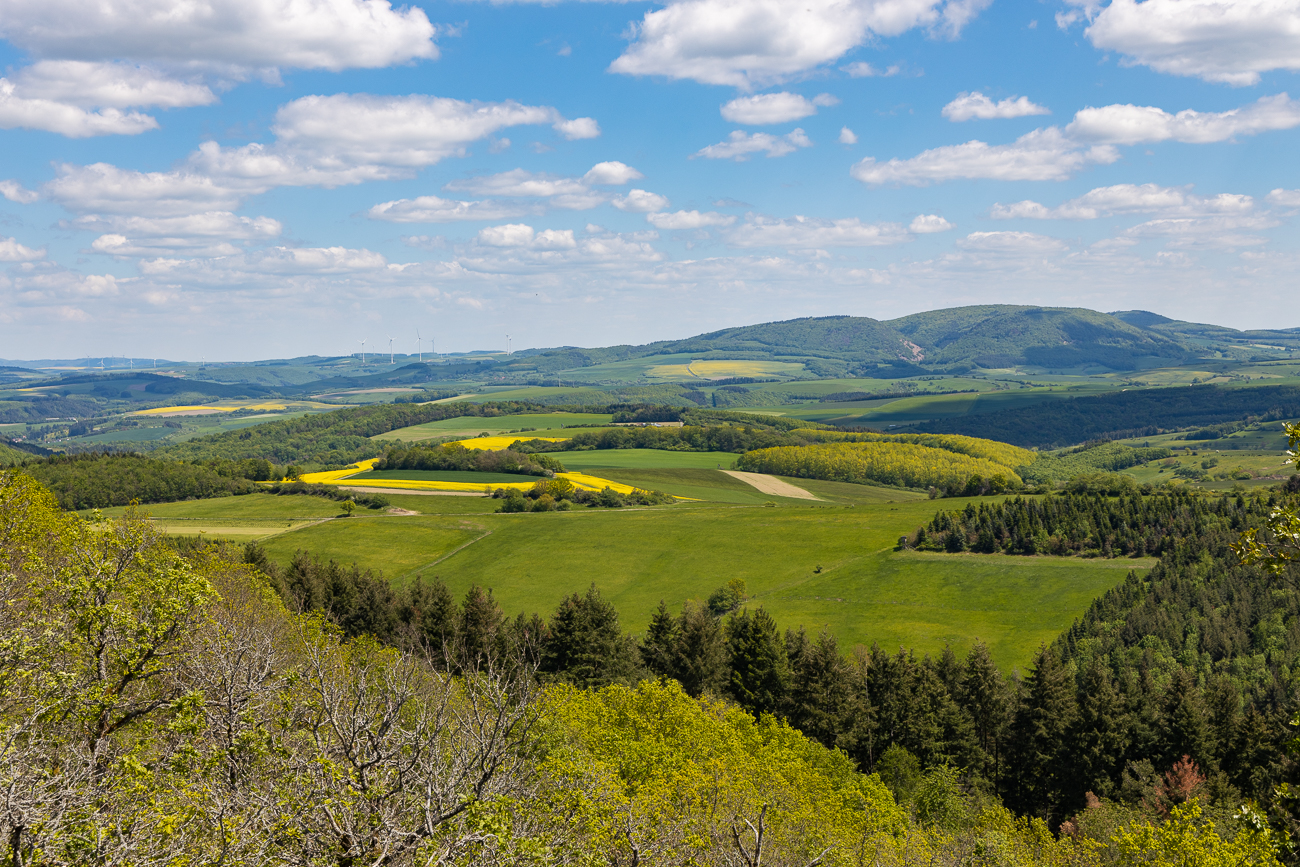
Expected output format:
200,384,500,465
13,61,215,109
189,94,593,188
942,91,1050,121
0,0,438,73
609,0,987,90
553,117,601,139
720,92,837,124
46,163,246,216
0,236,45,261
696,128,812,160
1080,0,1300,86
613,189,671,212
957,230,1068,254
647,210,737,229
368,196,539,223
851,127,1118,185
0,80,159,137
839,126,858,144
990,183,1254,220
583,161,644,184
727,215,910,248
0,180,38,204
1268,189,1300,207
446,169,591,198
909,214,953,233
1066,94,1300,144
475,224,576,249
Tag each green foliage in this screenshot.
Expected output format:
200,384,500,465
1021,441,1173,483
153,399,554,466
737,440,1024,492
377,442,563,475
0,469,1288,866
911,489,1244,558
22,452,264,509
804,429,1039,468
918,384,1300,449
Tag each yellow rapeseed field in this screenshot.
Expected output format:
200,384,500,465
296,458,380,484
449,435,569,450
646,360,805,380
292,460,640,496
132,405,233,416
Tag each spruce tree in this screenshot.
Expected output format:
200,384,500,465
960,640,1011,786
541,584,639,688
1009,644,1076,818
640,600,679,679
1067,655,1127,802
725,607,790,715
789,630,852,749
672,603,728,697
457,584,505,671
1161,667,1216,771
396,575,455,656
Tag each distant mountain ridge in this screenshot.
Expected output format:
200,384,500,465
514,305,1297,375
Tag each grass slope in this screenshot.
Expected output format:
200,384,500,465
249,493,1136,670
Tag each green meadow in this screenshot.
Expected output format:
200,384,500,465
112,471,1143,671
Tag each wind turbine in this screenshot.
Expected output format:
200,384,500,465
359,338,366,364
416,329,422,363
506,335,510,355
388,335,395,365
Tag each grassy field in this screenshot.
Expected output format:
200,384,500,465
246,494,1139,671
117,474,1139,671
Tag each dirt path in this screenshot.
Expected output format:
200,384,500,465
338,486,486,497
720,471,820,501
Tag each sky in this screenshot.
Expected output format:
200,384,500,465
1,0,1299,360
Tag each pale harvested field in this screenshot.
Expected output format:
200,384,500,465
720,471,820,500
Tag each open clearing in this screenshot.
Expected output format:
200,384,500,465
128,484,1141,671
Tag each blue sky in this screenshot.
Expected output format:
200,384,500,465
1,0,1298,359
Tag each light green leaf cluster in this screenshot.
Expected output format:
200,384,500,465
797,429,1038,469
738,441,1024,491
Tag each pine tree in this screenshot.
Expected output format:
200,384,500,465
1009,645,1076,818
1067,655,1127,802
960,640,1011,785
541,584,639,688
789,630,852,749
1161,667,1216,772
672,603,728,697
396,575,455,656
725,607,790,715
640,600,679,679
457,584,505,671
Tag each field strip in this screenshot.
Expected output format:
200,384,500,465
720,470,820,500
396,527,494,582
339,485,484,497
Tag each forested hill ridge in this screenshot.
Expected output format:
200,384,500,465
512,305,1300,374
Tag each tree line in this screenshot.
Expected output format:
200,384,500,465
907,488,1259,558
736,440,1023,494
375,442,566,476
917,383,1300,449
